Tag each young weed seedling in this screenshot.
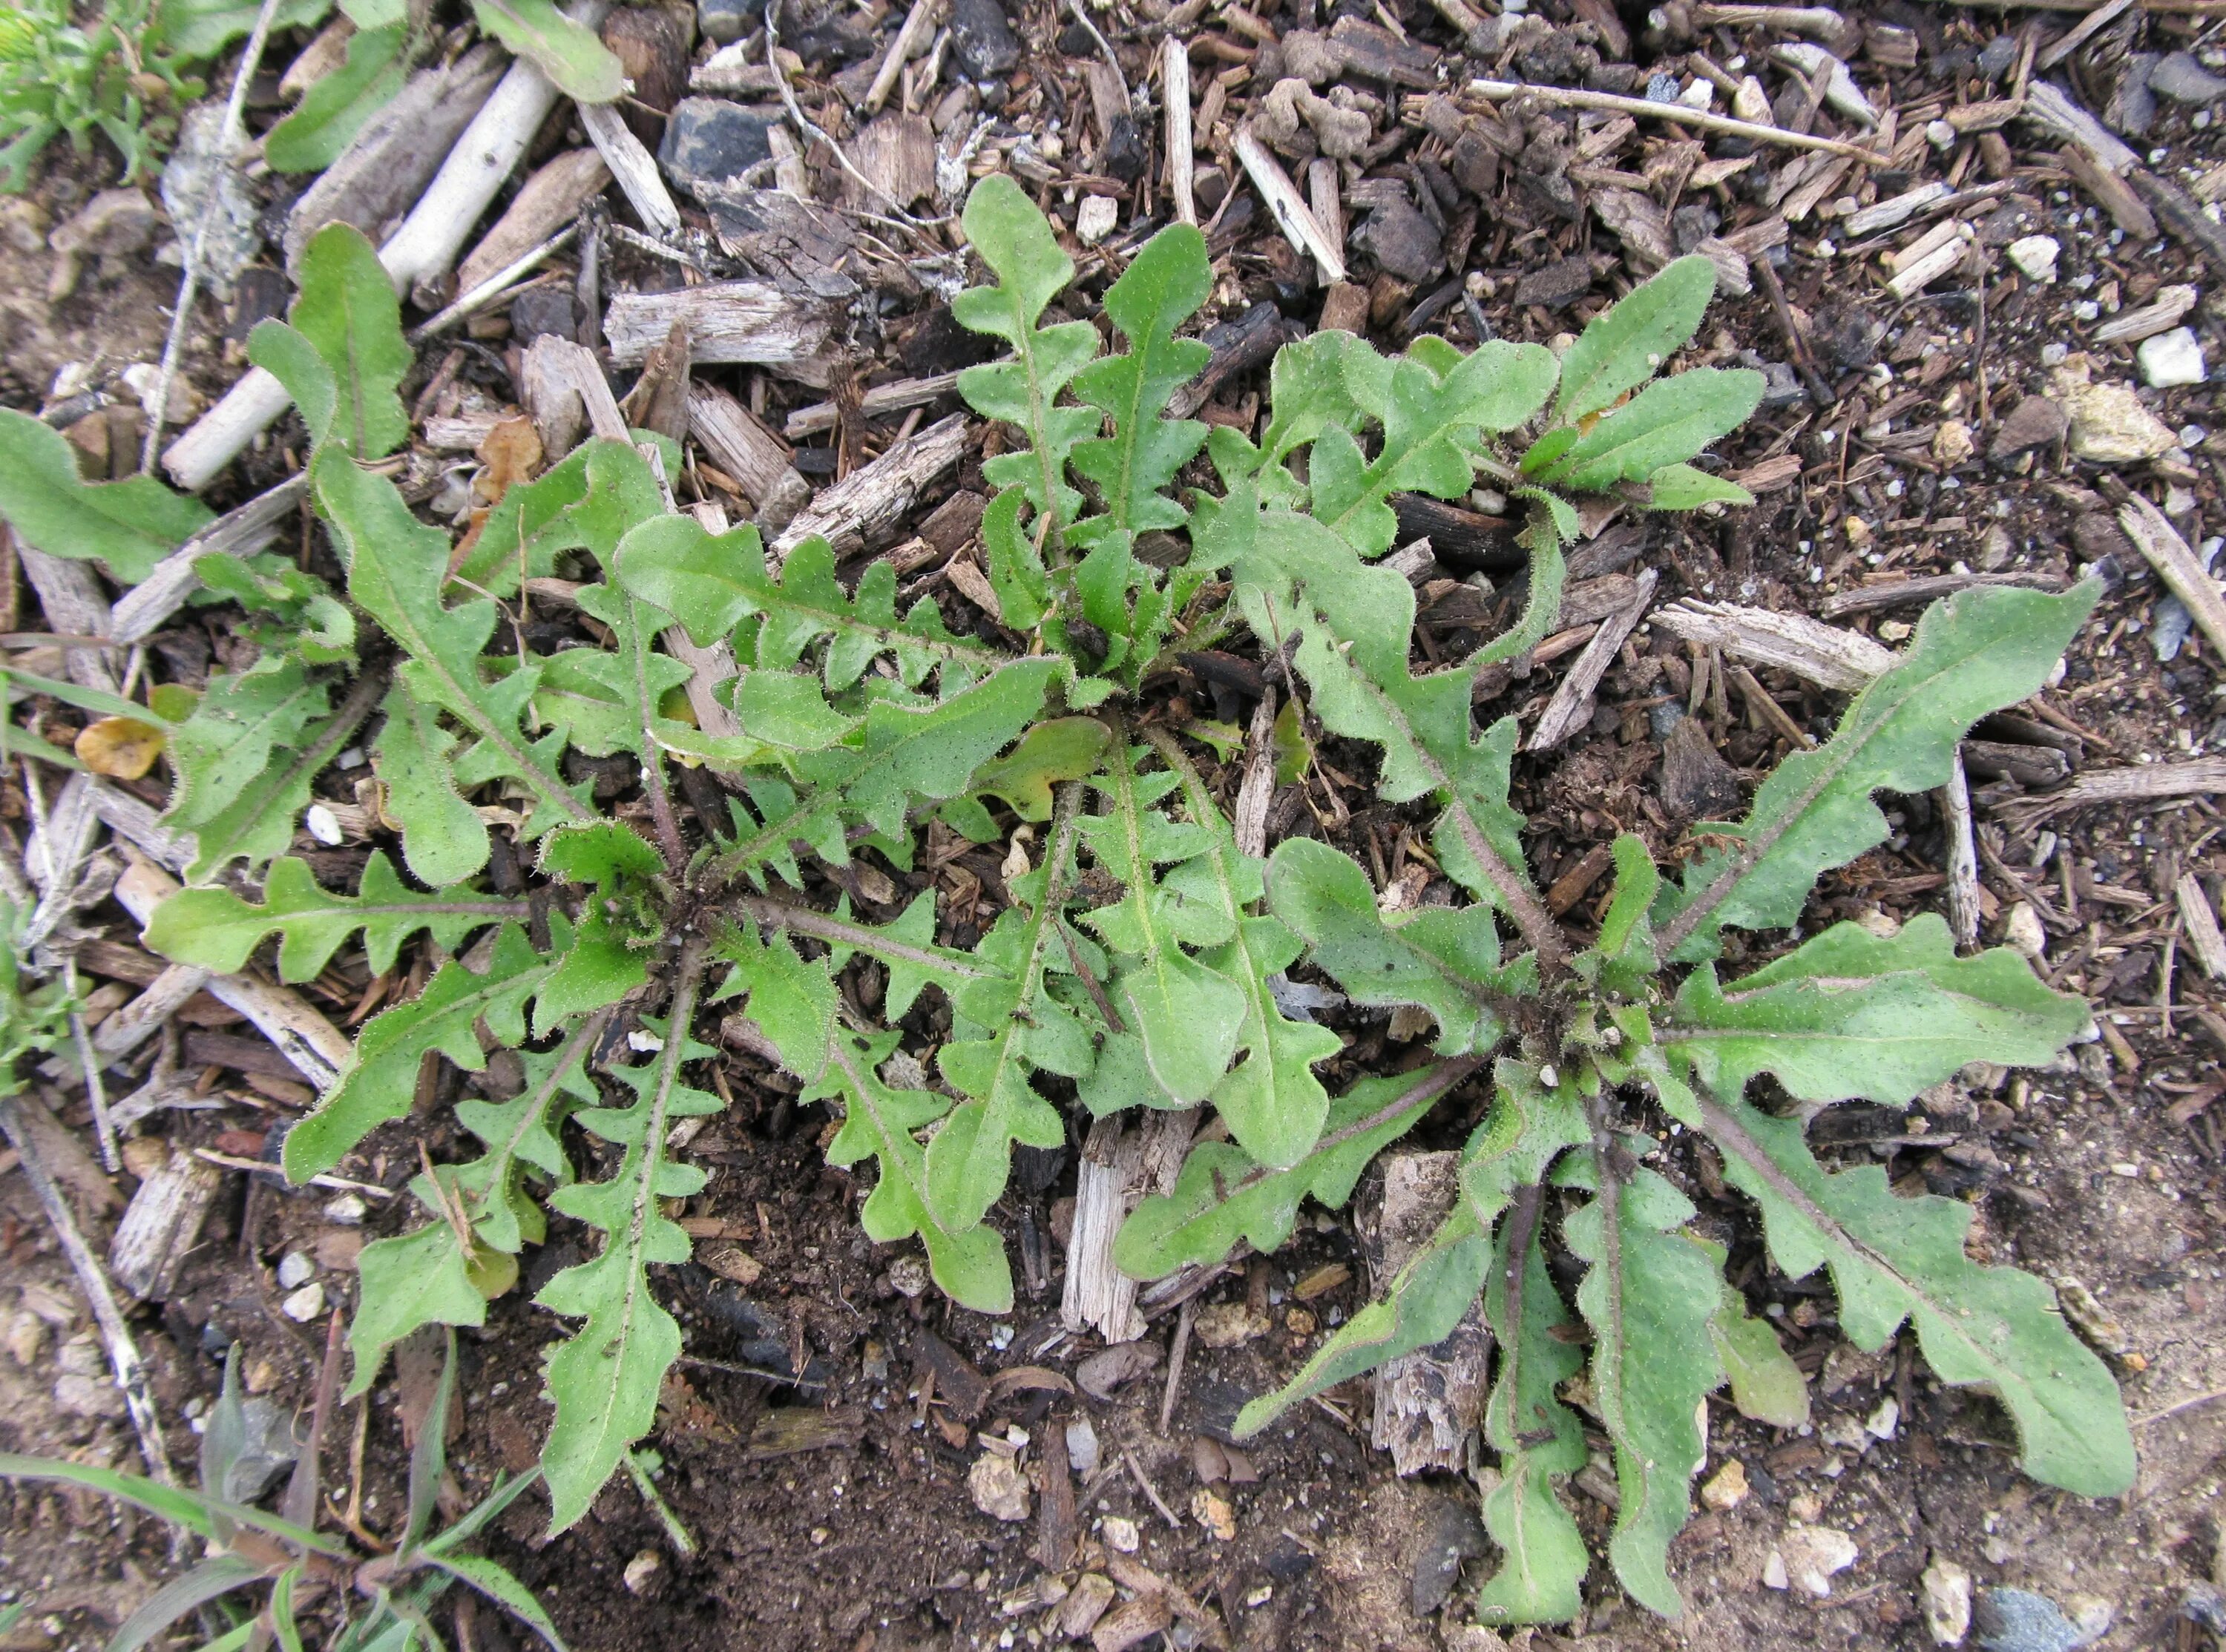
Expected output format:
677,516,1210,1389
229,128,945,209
0,178,2133,1625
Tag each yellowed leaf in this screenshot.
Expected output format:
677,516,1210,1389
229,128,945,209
74,716,165,779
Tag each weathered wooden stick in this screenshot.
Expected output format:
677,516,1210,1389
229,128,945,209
2118,492,2226,663
580,101,683,240
783,370,962,438
863,0,942,115
1164,37,1197,227
771,412,967,562
688,381,812,530
1653,597,1894,691
111,473,309,644
1467,76,1886,159
604,279,840,369
1940,750,1983,949
455,146,609,293
1235,130,1347,282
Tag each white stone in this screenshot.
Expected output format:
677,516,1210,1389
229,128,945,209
1927,119,1957,149
324,1193,369,1225
2139,326,2207,388
1865,1397,1900,1439
1102,1515,1141,1553
1779,1527,1860,1597
968,1452,1031,1522
1923,1559,1973,1646
1075,195,1119,246
1762,1550,1790,1590
276,1251,315,1289
304,803,343,846
280,1281,326,1322
1677,78,1713,111
2005,902,2048,963
2006,234,2060,283
1066,1416,1100,1476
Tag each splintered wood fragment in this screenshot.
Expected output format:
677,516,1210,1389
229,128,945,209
1064,1116,1150,1343
111,473,308,645
1164,37,1197,226
2024,79,2141,174
1233,691,1278,860
1306,159,1346,286
1819,570,2066,616
1235,130,1347,283
1653,598,1893,692
688,380,811,529
2038,0,2134,69
783,371,962,438
1367,1153,1489,1475
456,148,610,294
1999,757,2226,825
108,1147,224,1300
579,102,683,239
2119,492,2226,663
605,280,840,369
1466,78,1885,160
1690,2,1847,36
2058,144,2157,239
1940,749,1982,948
862,0,941,115
521,335,628,455
691,42,784,95
771,412,967,563
93,963,213,1062
1527,567,1656,751
2177,872,2226,981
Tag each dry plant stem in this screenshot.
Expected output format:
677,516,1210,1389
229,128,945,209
413,224,580,341
764,10,928,226
283,1309,347,1529
2118,493,2226,662
1064,0,1130,112
66,963,119,1172
863,0,942,116
0,1094,178,1489
1467,78,1886,160
1159,1298,1193,1435
1941,750,1983,950
1163,38,1196,226
630,443,690,873
139,0,289,474
579,102,682,240
1234,131,1347,283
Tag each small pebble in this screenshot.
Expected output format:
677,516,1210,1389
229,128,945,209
1192,1488,1236,1541
968,1452,1031,1523
2006,235,2060,283
2138,326,2207,388
1074,194,1118,246
1777,1527,1860,1598
1927,119,1957,149
276,1251,315,1289
323,1193,368,1225
1102,1515,1140,1553
2039,342,2069,367
304,803,343,846
280,1282,325,1323
623,1550,661,1596
1701,1458,1750,1511
1925,1559,1974,1646
2005,902,2048,963
1067,1416,1100,1475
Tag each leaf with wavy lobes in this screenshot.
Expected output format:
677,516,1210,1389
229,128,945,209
1267,837,1526,1059
1684,1079,2134,1498
283,920,564,1180
192,553,356,664
1707,1267,1810,1429
1113,1059,1479,1278
925,790,1086,1228
1474,1185,1588,1627
1560,1156,1724,1619
538,975,718,1533
1643,463,1752,512
966,716,1111,822
1076,734,1244,1104
317,450,592,853
1661,912,2088,1106
953,176,1100,532
721,924,1012,1311
373,681,492,888
1554,253,1718,422
981,487,1051,632
1068,221,1212,546
142,851,520,982
1653,584,2098,963
1143,729,1342,1168
1309,338,1558,556
1252,329,1391,477
0,408,214,584
348,1225,487,1398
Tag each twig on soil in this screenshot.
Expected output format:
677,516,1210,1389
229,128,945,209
2115,492,2226,665
139,0,289,475
1998,757,2226,826
1122,1444,1184,1530
2132,1386,2226,1427
1163,38,1196,226
413,224,580,342
1235,131,1347,283
1466,79,1887,160
625,1451,698,1556
1158,1299,1192,1436
0,1093,178,1490
1941,751,1983,950
64,959,119,1173
1064,0,1132,113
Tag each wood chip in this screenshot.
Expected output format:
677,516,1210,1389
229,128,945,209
769,412,967,562
456,148,609,295
1368,1154,1490,1475
2177,873,2226,981
1653,598,1893,692
2118,492,2226,665
604,280,840,372
108,1148,223,1300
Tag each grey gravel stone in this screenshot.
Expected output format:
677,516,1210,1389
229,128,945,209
697,0,750,44
657,97,781,197
950,0,1019,79
2150,50,2226,104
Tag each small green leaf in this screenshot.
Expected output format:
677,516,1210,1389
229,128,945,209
1641,463,1752,512
284,223,412,458
980,487,1050,632
1554,254,1718,421
1528,367,1764,491
966,716,1111,821
373,682,490,889
1705,1264,1810,1429
1563,1159,1723,1618
953,176,1100,533
0,408,213,583
264,22,409,173
154,0,329,59
468,0,624,102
